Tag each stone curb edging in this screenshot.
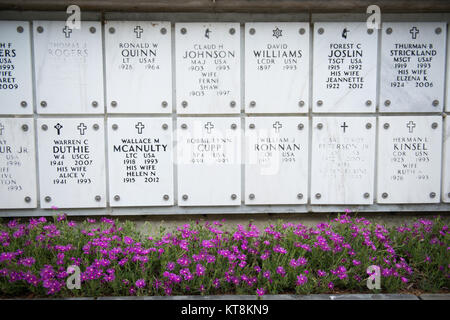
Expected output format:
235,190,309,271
2,294,449,300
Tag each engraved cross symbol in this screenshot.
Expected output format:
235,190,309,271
406,121,416,133
134,26,144,39
0,123,4,135
77,123,87,135
410,27,419,39
205,28,211,39
273,121,282,133
205,122,214,134
341,122,348,133
135,122,145,134
54,123,63,135
63,25,72,38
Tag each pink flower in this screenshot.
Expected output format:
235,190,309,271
317,270,327,277
206,255,216,264
123,236,134,245
261,252,270,260
289,259,299,268
177,256,191,267
296,274,308,286
298,257,308,266
328,281,334,290
166,262,175,271
256,288,265,296
135,279,146,288
276,266,286,277
196,264,206,276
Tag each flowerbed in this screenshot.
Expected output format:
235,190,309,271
0,214,448,298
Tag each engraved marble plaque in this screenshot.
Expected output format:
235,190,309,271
105,21,172,114
107,117,173,206
37,118,106,208
313,22,378,113
377,116,442,203
0,21,33,115
177,117,241,206
442,117,449,203
33,21,104,114
245,23,310,114
311,116,376,204
380,22,446,112
245,117,308,204
175,23,240,114
0,118,37,208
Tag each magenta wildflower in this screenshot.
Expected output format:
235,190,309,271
166,262,175,271
206,255,216,264
135,279,146,288
18,257,35,267
201,240,215,248
67,221,76,227
256,288,265,296
260,252,270,260
123,236,134,245
289,259,299,268
276,266,286,277
196,264,206,276
118,258,128,266
273,245,287,254
317,270,327,277
296,274,308,286
177,256,191,267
